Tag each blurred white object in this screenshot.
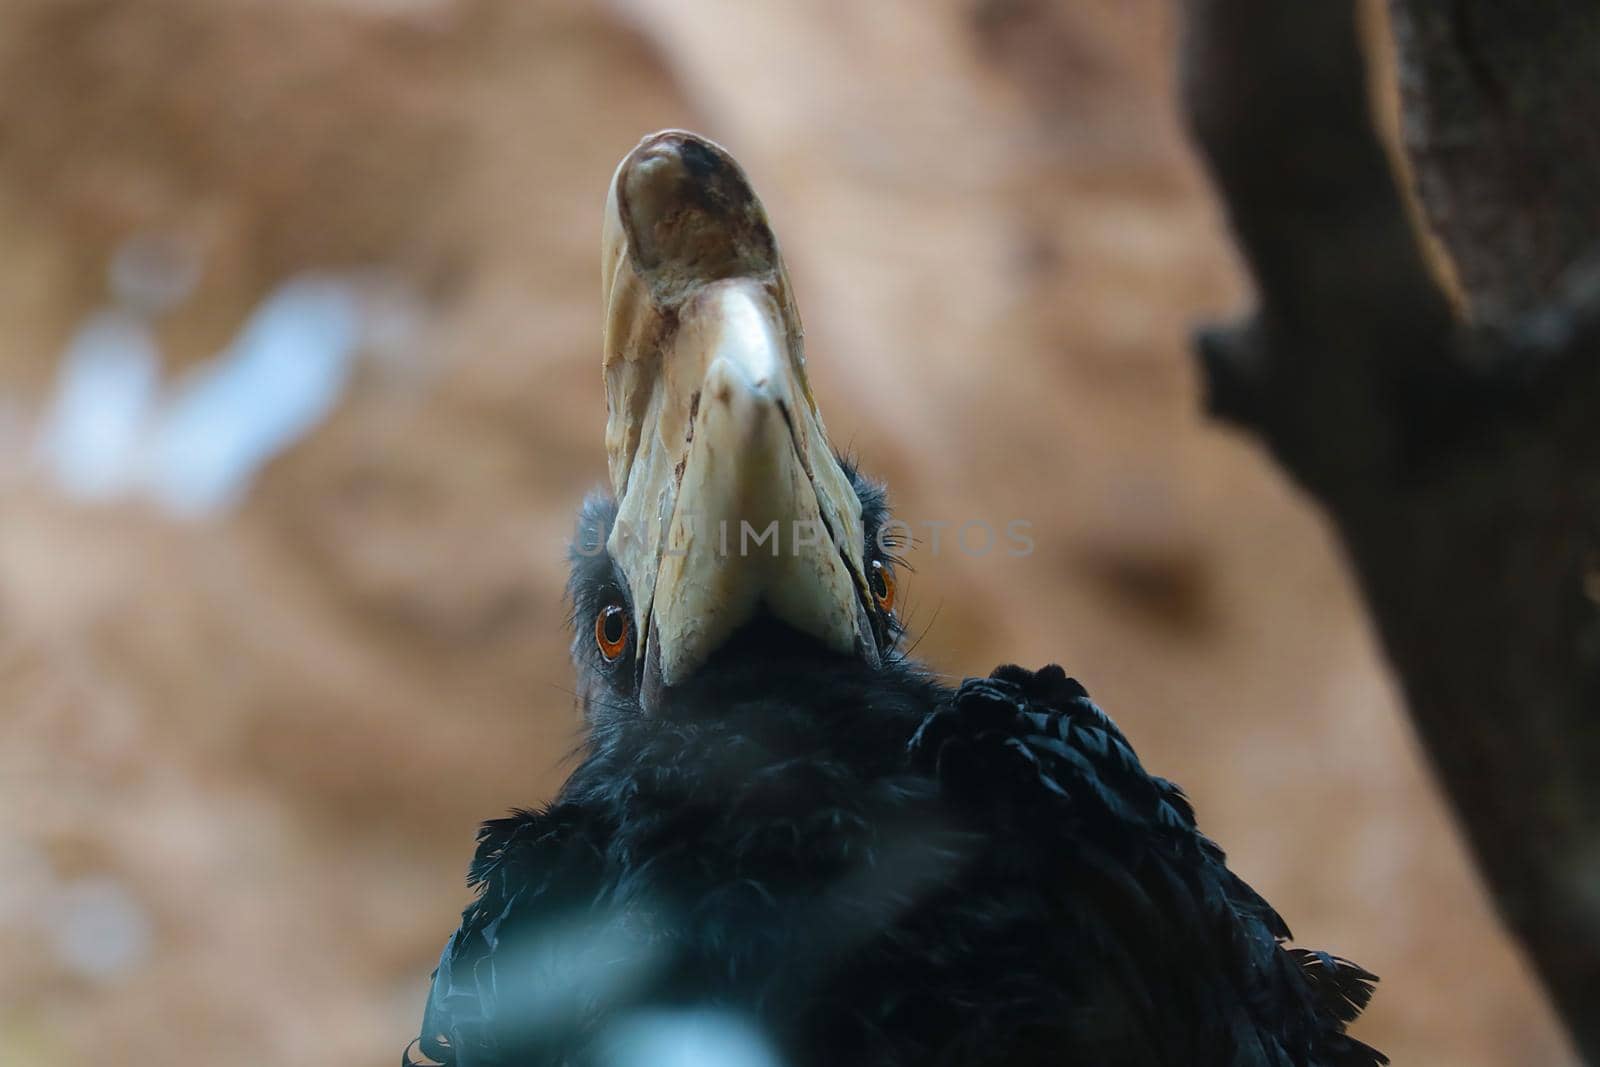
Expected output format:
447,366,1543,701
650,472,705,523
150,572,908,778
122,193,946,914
34,229,392,519
53,876,154,981
35,309,162,501
599,1010,783,1067
140,277,361,518
32,231,201,500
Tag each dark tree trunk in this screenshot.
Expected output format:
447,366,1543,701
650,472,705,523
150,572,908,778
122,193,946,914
1389,1,1600,321
1178,1,1600,1060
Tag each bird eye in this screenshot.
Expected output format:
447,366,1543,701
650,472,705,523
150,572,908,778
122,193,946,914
595,604,630,661
868,560,895,614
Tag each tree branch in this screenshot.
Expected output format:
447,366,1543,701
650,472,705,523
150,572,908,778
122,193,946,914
1179,1,1600,1059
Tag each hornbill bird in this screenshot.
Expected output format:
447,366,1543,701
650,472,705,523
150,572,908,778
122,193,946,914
406,131,1385,1067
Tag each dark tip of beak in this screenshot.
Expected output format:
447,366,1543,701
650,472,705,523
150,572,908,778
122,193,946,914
677,138,724,181
617,131,777,296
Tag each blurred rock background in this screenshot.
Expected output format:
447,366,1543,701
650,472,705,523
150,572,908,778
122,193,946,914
0,1,1575,1064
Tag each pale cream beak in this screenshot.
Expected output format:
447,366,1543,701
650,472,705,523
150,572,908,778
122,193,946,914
600,131,876,705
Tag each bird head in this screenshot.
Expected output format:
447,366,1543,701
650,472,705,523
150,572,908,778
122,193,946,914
569,131,904,719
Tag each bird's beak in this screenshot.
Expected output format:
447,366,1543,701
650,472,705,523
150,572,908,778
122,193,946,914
601,131,878,709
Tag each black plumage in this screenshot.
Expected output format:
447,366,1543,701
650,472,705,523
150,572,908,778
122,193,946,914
407,470,1385,1067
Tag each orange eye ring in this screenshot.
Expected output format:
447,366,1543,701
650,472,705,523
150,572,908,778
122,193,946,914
869,560,896,614
595,604,630,661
